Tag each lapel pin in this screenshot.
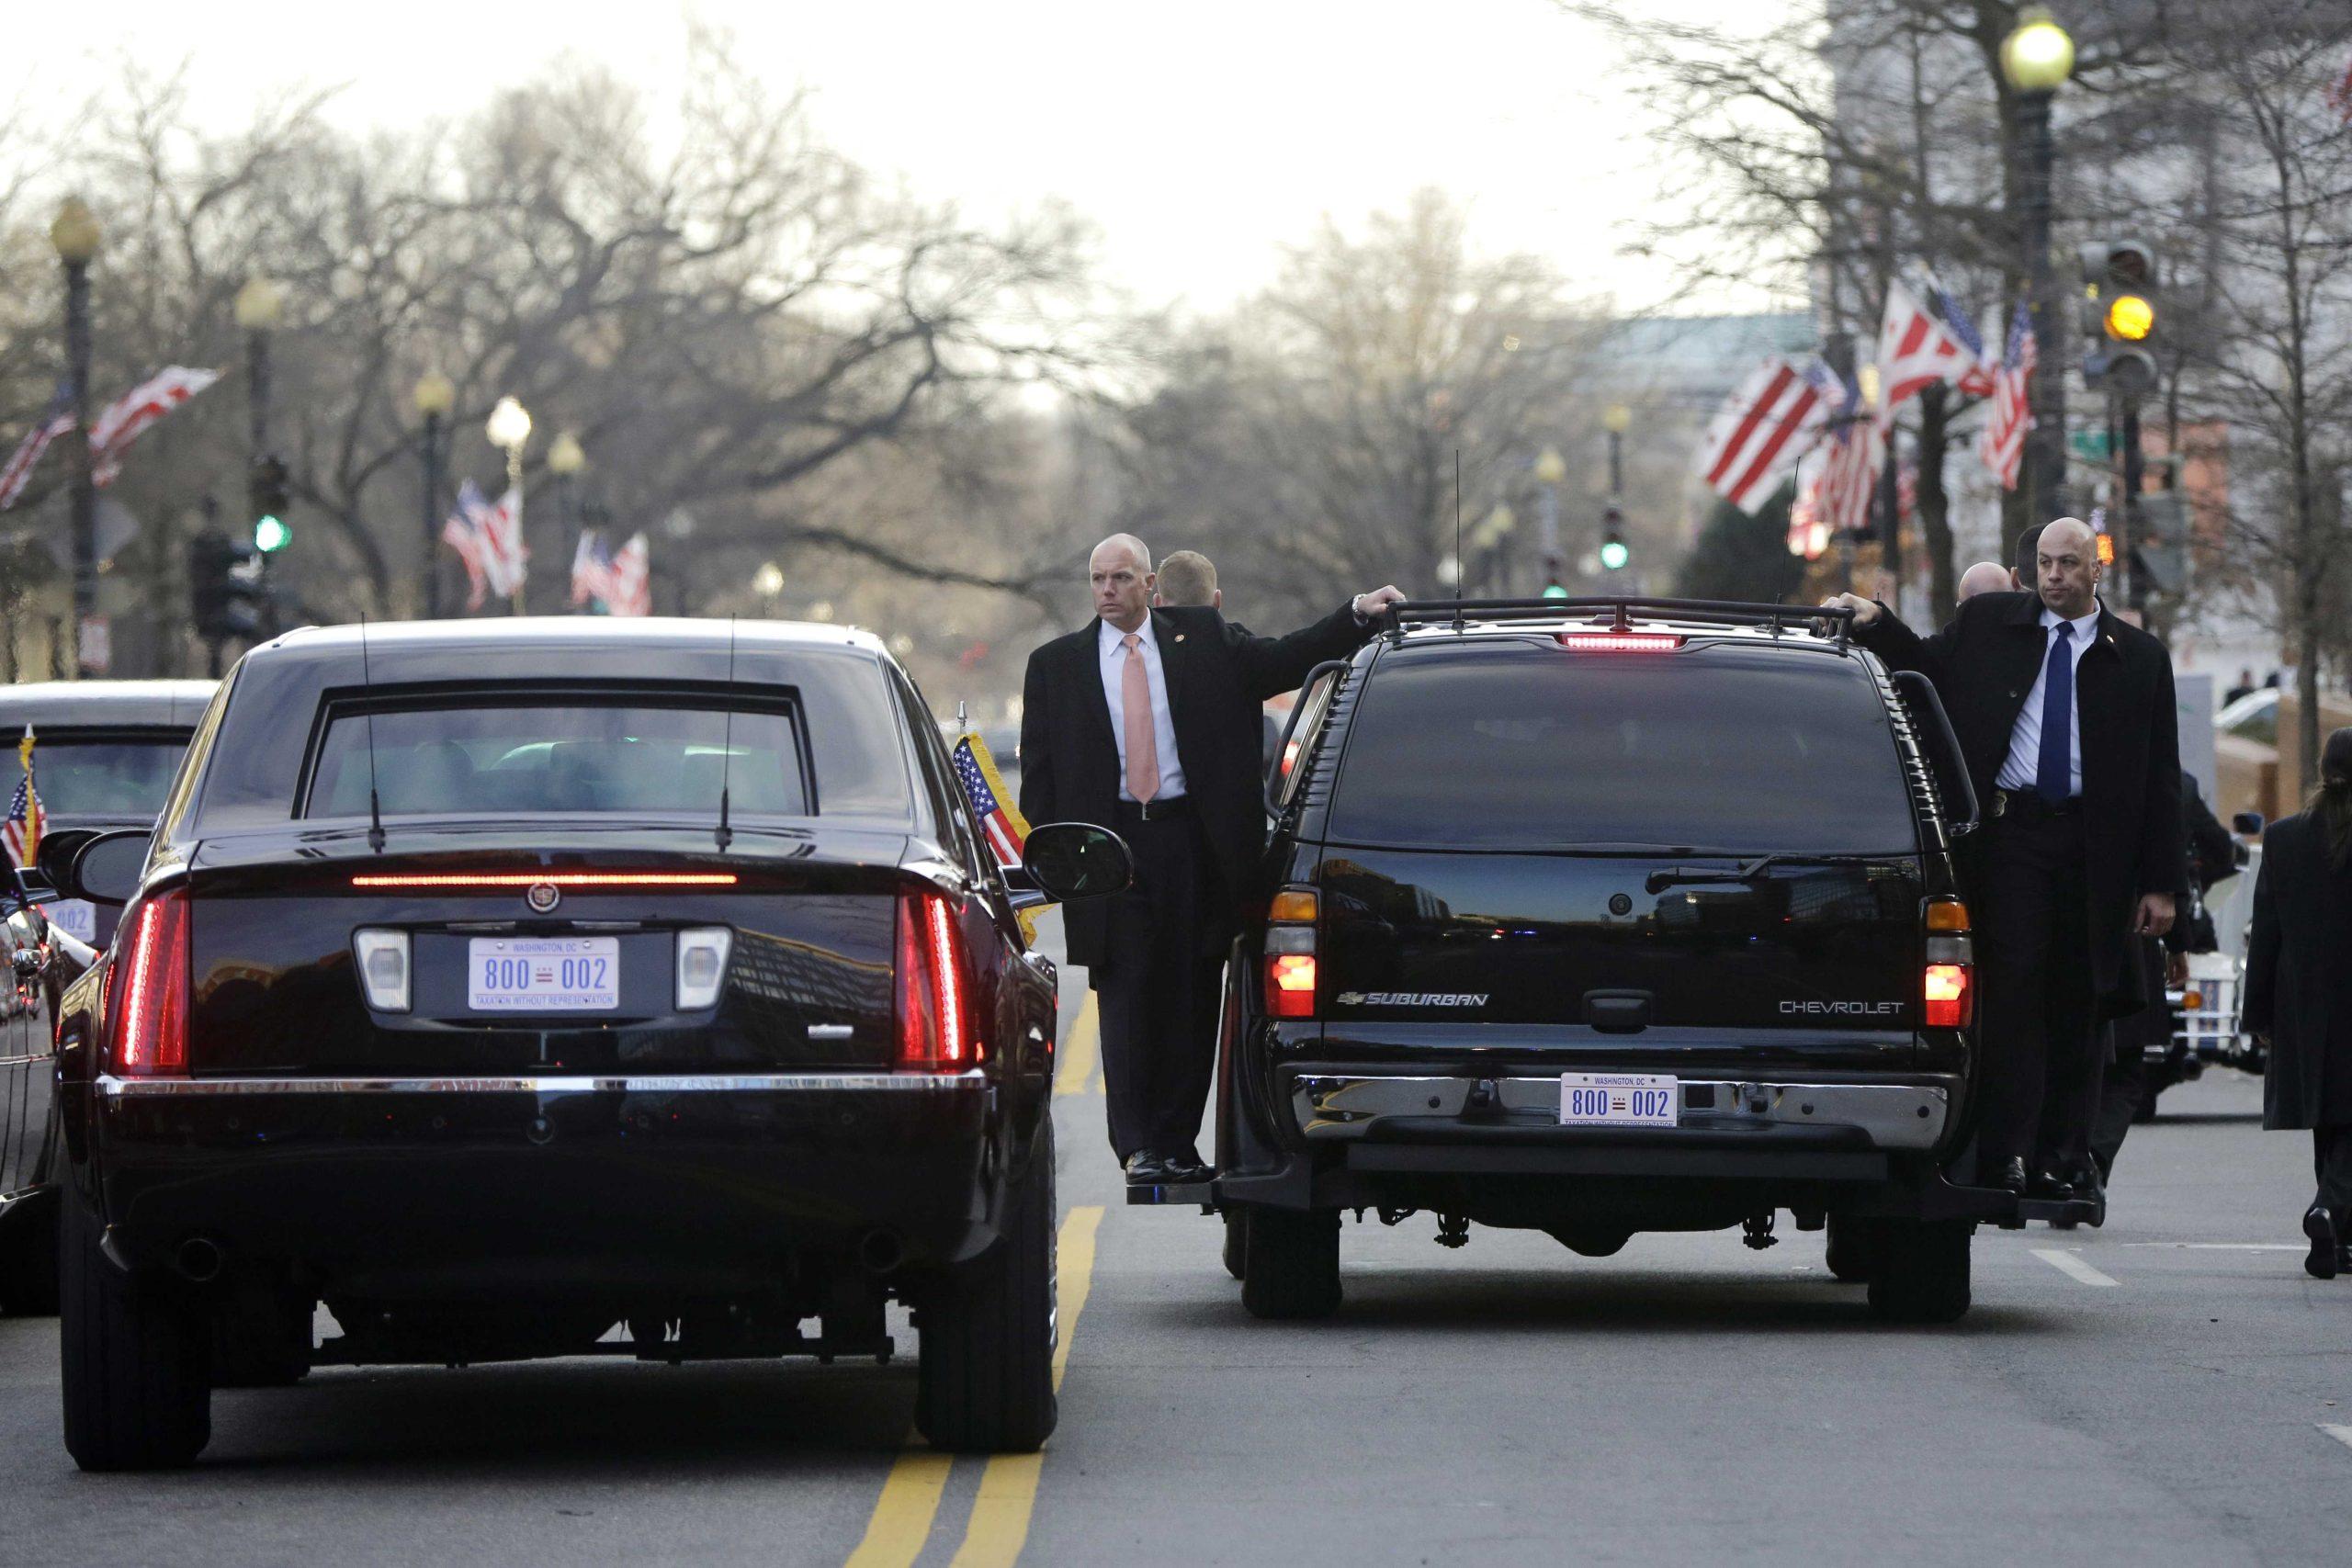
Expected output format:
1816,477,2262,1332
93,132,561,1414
1174,633,1186,642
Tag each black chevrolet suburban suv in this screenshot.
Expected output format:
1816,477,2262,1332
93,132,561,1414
1204,599,2013,1324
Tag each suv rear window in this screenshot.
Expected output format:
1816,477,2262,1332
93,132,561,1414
12,735,187,817
1326,641,1919,854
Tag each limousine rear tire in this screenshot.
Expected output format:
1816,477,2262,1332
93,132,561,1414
60,1200,210,1471
1239,1204,1340,1320
1865,1218,1972,1325
1221,1208,1248,1281
918,1122,1057,1454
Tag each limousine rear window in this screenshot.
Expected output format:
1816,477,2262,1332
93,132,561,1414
301,697,821,820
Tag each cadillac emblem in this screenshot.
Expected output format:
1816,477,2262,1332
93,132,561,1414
526,881,562,914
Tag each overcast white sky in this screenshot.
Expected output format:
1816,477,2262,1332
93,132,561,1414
17,0,1771,316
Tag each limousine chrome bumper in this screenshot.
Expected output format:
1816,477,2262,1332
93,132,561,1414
96,1070,988,1097
1286,1071,1953,1151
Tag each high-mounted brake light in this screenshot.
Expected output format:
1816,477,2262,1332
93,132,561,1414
110,890,191,1076
350,872,738,888
896,890,975,1069
1557,633,1684,652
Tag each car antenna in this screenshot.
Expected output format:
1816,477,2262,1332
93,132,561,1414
714,615,737,853
1452,448,1465,633
357,613,386,853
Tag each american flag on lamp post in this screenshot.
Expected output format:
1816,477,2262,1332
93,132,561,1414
1978,304,2039,491
1927,282,1999,399
1695,356,1841,516
0,384,77,512
1879,281,1987,420
1799,378,1883,544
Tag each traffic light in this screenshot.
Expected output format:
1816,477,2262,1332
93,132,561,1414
2078,239,2160,400
188,531,268,643
1599,505,1629,572
249,454,291,552
1541,548,1567,599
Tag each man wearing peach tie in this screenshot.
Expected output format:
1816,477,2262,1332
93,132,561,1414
1020,535,1402,1185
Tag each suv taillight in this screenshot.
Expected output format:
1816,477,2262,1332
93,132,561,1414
1264,886,1318,1020
896,889,975,1069
1924,896,1973,1030
109,888,190,1077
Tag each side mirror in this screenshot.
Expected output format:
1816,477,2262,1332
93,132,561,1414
68,829,153,907
2231,810,2266,838
1022,822,1133,901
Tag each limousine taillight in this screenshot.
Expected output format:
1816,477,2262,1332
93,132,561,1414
896,889,975,1070
109,888,191,1077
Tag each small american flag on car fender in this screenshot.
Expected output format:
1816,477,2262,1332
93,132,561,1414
3,728,43,875
953,733,1030,869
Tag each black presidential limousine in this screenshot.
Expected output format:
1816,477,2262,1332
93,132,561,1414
46,618,1127,1470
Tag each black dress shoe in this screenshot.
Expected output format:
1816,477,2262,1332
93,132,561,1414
2029,1168,2076,1201
2303,1205,2340,1280
1988,1156,2029,1196
1160,1154,1212,1184
1124,1151,1171,1185
2064,1163,2105,1201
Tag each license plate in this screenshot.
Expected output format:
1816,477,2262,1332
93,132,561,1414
1560,1072,1679,1127
468,937,619,1011
47,899,96,942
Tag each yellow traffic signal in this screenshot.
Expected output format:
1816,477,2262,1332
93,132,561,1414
2105,293,2154,342
2096,532,2117,566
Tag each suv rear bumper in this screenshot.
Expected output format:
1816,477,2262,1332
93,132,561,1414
1288,1068,1953,1151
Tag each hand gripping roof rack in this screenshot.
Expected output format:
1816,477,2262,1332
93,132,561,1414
1383,596,1857,650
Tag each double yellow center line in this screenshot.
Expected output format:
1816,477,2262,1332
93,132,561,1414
843,1204,1104,1568
1052,994,1100,1098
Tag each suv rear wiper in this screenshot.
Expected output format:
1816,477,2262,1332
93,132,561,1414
1643,854,1800,894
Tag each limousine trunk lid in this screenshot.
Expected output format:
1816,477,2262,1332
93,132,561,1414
180,824,922,1076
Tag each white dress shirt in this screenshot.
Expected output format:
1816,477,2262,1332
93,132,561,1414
1099,615,1187,802
1995,602,2103,795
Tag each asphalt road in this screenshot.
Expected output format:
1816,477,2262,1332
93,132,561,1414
2,931,2347,1566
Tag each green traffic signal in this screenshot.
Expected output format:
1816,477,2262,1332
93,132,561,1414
253,514,290,553
1542,581,1569,600
1600,539,1630,571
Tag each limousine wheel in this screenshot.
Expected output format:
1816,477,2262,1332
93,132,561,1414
917,1122,1057,1454
1865,1219,1972,1325
1823,1215,1880,1284
1238,1204,1340,1320
60,1200,210,1471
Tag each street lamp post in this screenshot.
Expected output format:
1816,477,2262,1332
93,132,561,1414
547,429,585,536
486,395,532,613
413,372,454,618
2002,6,2075,528
234,276,286,459
754,561,784,619
1533,445,1567,595
51,197,101,677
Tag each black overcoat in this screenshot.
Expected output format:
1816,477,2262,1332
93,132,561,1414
1018,602,1372,968
1856,591,2187,1016
2243,810,2352,1130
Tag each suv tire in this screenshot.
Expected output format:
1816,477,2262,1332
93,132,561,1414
1865,1219,1972,1324
1221,1208,1248,1281
60,1198,210,1471
1823,1214,1879,1284
1239,1204,1340,1320
917,1122,1057,1454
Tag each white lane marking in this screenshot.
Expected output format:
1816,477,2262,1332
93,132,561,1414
2320,1425,2352,1455
2120,1243,2305,1251
2031,1248,2120,1287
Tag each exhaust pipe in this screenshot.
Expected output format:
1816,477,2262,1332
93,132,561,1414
857,1228,908,1276
174,1236,226,1284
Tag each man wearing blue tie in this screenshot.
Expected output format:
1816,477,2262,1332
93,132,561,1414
1825,517,2186,1201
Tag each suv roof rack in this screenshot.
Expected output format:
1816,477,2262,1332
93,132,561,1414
1384,596,1855,650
